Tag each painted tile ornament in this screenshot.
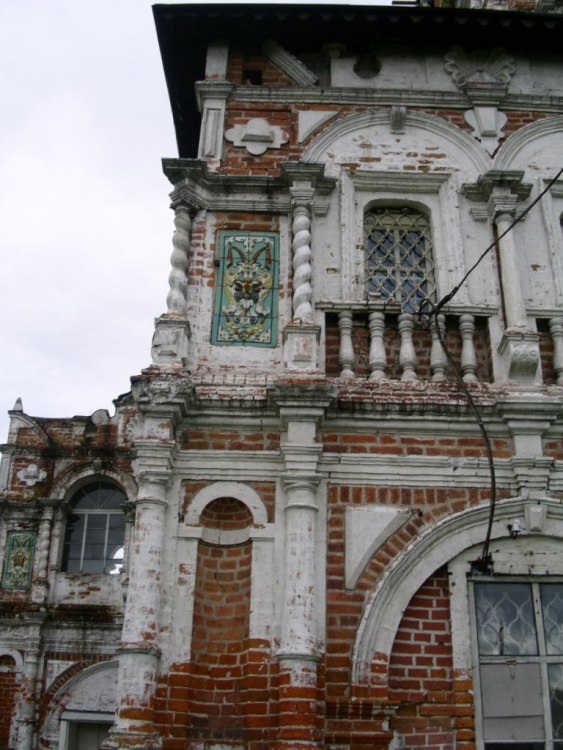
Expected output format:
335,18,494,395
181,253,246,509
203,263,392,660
212,232,279,346
2,530,36,589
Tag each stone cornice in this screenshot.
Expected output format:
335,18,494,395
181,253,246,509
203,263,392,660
162,159,335,215
226,86,563,114
461,169,532,203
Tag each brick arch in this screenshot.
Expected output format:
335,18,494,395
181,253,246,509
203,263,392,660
51,465,136,503
185,480,268,526
189,492,254,745
40,659,117,746
494,115,563,172
352,497,563,683
303,109,491,175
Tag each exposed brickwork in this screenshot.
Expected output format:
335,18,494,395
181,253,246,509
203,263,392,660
228,47,296,87
180,429,280,452
538,317,556,385
322,433,511,458
182,482,276,523
0,655,18,749
388,569,459,750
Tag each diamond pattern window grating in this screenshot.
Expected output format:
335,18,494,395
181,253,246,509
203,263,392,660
364,206,436,313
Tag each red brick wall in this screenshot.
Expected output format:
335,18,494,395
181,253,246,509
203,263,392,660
388,569,463,750
322,433,511,459
0,655,18,749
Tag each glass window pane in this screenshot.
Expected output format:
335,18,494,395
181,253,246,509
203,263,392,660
549,664,563,740
541,584,563,655
81,558,105,574
485,744,544,749
364,206,435,312
63,483,126,574
475,583,538,656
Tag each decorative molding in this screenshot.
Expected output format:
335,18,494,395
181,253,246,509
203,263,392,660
495,115,563,170
162,159,335,215
389,105,407,134
303,109,492,174
211,232,279,347
345,507,409,589
2,531,36,590
352,498,563,682
461,170,532,203
183,481,268,526
151,316,191,366
16,463,46,487
298,110,338,143
262,38,318,87
444,46,515,94
225,117,289,156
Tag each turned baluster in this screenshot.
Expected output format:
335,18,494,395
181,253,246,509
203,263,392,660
398,313,417,381
338,311,355,379
549,316,563,385
459,314,478,383
430,313,447,382
368,311,386,381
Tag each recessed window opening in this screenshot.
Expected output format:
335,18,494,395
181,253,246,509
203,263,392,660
62,481,126,574
364,205,436,313
242,68,263,85
473,580,563,749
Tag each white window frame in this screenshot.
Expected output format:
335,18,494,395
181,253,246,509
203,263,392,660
469,576,563,750
340,169,468,306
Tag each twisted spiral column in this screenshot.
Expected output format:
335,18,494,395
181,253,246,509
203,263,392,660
291,189,314,322
166,203,192,314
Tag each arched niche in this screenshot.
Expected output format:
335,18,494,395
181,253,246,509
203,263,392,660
41,660,118,748
495,116,563,173
303,110,492,177
352,497,563,683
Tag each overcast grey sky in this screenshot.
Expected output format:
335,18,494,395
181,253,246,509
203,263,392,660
0,1,184,445
1,0,386,447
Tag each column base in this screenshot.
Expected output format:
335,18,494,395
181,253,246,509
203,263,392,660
498,328,540,385
151,314,191,366
283,321,321,371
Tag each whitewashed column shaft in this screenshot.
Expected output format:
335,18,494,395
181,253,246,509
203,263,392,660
291,187,314,322
279,478,319,657
495,212,528,328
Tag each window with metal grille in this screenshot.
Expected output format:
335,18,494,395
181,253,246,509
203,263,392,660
363,206,436,313
473,580,563,749
62,482,126,574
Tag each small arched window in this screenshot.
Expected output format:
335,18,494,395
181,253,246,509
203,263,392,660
62,481,126,574
364,206,436,313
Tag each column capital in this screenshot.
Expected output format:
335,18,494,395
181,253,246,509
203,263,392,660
461,169,532,204
281,473,322,494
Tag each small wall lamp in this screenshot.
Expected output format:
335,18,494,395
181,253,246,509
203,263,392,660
507,519,524,538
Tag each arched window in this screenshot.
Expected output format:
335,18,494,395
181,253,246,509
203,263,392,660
62,481,126,574
364,206,436,313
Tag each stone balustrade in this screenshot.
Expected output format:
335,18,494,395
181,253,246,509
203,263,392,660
322,308,563,385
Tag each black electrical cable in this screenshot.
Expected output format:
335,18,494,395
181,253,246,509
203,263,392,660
418,299,495,572
419,166,563,572
433,167,563,314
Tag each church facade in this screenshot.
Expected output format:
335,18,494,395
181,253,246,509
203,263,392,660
2,3,563,749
